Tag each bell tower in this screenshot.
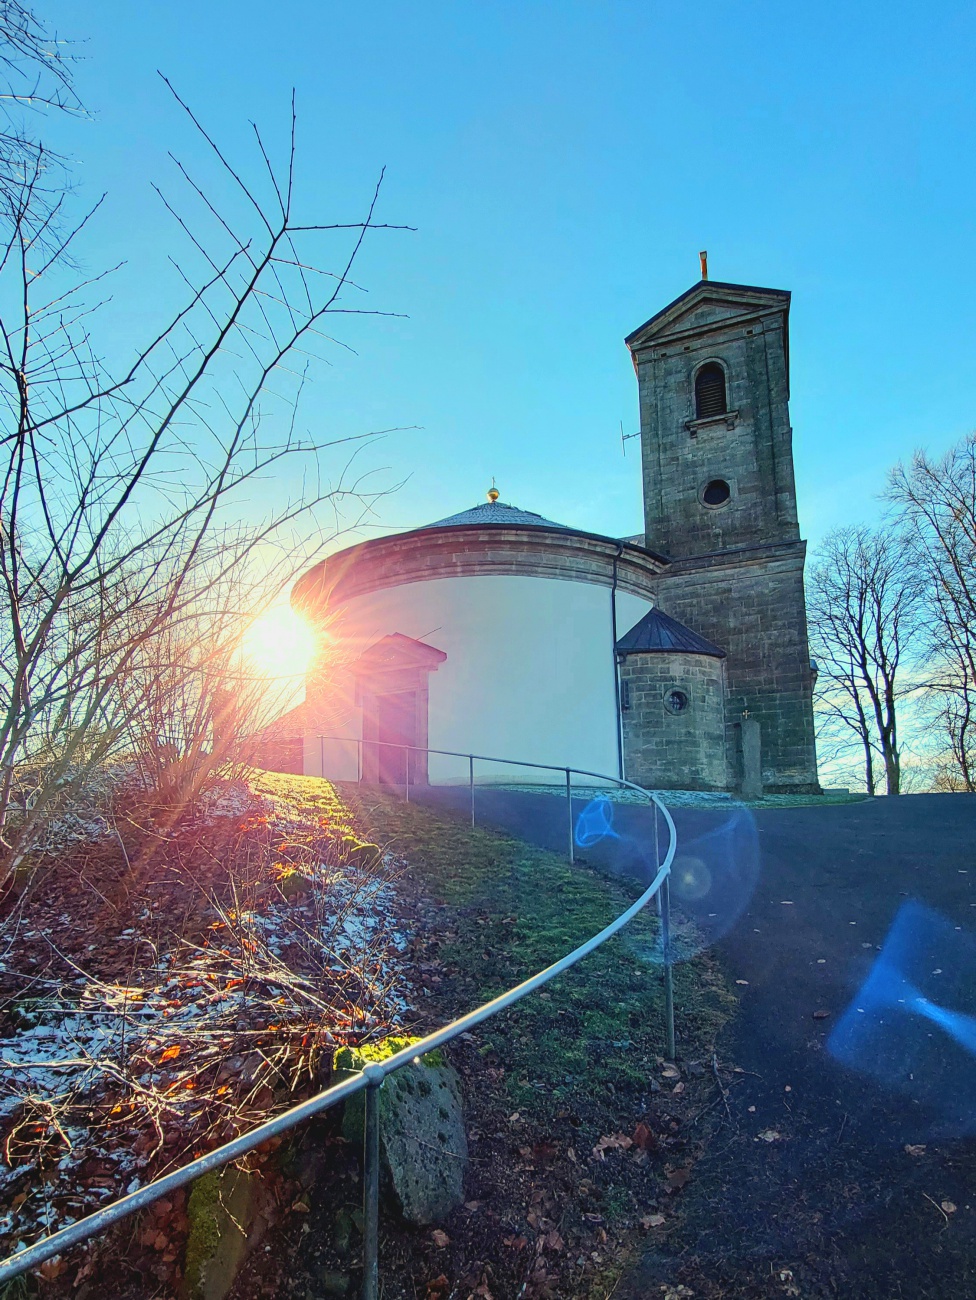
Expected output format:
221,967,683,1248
626,280,799,557
625,278,819,794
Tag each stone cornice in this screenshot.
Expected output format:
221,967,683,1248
659,537,807,579
293,525,667,611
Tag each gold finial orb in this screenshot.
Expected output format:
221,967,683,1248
487,484,500,503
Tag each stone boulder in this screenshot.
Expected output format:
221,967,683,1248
333,1037,467,1224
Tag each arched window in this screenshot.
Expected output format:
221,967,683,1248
694,362,727,420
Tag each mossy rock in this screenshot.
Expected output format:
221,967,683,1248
332,1036,466,1225
338,835,382,871
277,868,312,900
184,1166,255,1300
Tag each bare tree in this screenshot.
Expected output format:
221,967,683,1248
0,83,409,879
890,434,976,792
0,1,84,235
806,524,922,795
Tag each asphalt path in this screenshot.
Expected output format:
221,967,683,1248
412,786,976,1299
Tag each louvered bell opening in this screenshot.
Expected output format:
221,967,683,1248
694,363,727,419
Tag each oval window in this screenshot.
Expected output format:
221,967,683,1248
665,689,689,715
702,479,731,507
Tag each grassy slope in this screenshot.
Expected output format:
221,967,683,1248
242,772,736,1300
253,771,732,1121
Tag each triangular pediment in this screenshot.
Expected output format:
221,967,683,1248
626,280,790,352
353,632,447,675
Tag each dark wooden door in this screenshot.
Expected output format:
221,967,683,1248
376,691,416,785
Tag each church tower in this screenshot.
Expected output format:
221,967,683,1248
625,279,819,793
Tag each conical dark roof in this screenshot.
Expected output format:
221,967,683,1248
616,607,725,658
422,500,574,530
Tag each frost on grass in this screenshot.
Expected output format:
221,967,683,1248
0,777,416,1272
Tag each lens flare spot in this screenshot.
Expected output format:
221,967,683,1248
828,900,976,1135
574,797,620,849
672,855,712,901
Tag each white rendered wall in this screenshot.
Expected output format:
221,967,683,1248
308,574,651,784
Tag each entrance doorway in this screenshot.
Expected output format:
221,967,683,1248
353,633,447,787
376,691,417,785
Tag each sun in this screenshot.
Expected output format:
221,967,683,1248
240,603,317,682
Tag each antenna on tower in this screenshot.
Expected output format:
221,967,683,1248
699,249,708,280
620,420,640,457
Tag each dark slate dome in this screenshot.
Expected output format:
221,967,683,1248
422,500,574,531
616,607,725,658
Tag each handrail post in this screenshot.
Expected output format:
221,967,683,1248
320,734,325,779
362,1079,381,1300
657,799,675,1059
565,768,574,864
661,875,676,1059
469,754,475,828
358,736,363,784
404,746,410,801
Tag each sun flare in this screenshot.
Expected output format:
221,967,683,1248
241,604,317,681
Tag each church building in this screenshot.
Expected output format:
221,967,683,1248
291,277,820,795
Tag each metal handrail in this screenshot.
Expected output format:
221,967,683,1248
0,746,677,1295
317,733,663,865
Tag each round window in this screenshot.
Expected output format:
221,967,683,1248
702,479,731,507
665,689,689,715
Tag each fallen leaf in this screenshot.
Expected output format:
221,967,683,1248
812,1009,831,1020
432,1229,450,1247
757,1129,783,1143
942,1201,957,1214
641,1213,666,1228
291,1200,310,1214
592,1132,634,1159
735,979,749,986
159,1044,181,1062
905,1144,927,1157
633,1122,657,1151
666,1167,691,1190
661,1064,681,1079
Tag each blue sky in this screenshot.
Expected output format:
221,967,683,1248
45,0,976,552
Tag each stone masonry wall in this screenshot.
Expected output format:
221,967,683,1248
620,651,727,791
655,541,819,792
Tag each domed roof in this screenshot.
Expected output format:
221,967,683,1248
422,500,574,531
